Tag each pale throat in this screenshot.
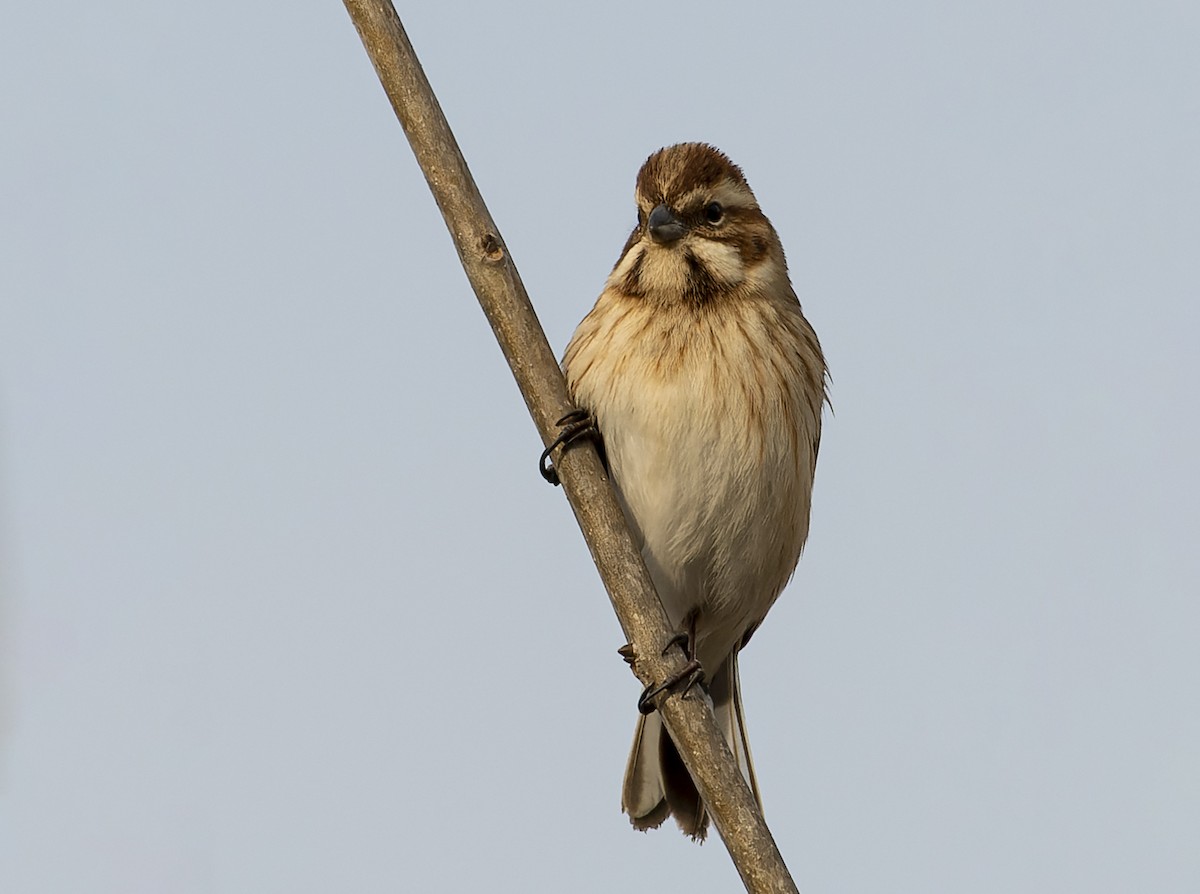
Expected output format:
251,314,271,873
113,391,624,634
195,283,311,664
613,239,747,300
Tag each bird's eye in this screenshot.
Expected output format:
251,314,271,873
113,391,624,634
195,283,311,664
704,202,724,225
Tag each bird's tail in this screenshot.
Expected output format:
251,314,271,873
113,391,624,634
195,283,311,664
620,652,761,840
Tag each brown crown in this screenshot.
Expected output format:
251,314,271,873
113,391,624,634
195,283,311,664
635,143,751,204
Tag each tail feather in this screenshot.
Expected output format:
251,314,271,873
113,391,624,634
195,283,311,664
709,651,762,814
622,713,671,831
620,653,760,840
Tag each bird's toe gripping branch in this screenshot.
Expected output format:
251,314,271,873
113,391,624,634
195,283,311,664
539,409,600,485
621,630,705,716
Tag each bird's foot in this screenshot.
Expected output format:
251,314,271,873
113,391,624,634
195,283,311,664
628,623,704,714
539,409,599,486
637,659,705,715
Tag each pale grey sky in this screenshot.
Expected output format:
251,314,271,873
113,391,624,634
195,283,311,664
2,2,1198,892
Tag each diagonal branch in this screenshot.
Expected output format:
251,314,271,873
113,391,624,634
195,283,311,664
342,3,799,891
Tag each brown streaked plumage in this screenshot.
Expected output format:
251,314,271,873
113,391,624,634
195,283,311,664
562,143,828,839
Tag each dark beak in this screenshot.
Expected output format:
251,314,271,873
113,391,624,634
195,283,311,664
647,204,687,245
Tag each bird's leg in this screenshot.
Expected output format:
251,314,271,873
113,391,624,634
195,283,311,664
659,631,692,658
539,408,601,485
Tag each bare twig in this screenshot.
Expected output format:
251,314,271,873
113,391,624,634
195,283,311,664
342,3,799,891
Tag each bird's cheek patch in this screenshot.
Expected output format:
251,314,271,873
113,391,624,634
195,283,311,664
687,239,745,288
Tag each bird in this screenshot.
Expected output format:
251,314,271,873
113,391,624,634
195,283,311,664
555,142,828,839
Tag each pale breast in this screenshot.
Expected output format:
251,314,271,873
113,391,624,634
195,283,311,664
565,291,821,669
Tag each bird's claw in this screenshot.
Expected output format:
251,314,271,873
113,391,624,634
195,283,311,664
539,409,599,485
628,620,701,713
637,659,705,715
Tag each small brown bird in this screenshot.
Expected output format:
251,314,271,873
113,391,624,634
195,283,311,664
561,143,827,838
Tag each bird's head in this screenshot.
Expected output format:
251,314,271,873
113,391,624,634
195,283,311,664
608,143,786,306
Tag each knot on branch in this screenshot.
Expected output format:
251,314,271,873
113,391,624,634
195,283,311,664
481,233,505,262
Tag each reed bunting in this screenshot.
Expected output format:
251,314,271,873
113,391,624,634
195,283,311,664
553,143,827,839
